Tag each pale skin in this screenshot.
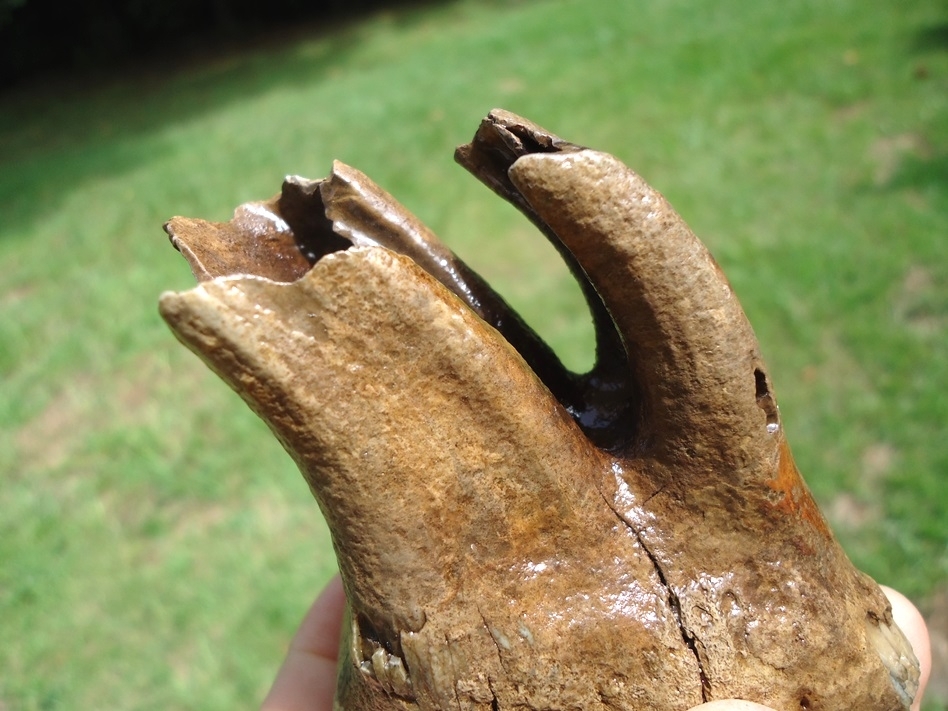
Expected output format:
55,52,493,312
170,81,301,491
261,578,932,711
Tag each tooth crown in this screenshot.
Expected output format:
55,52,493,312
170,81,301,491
159,110,918,710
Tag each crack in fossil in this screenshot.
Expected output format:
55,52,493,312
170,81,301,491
478,609,508,669
641,482,669,506
598,487,711,703
478,609,506,711
487,679,500,711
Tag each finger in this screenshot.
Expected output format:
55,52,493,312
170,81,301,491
686,701,776,711
881,585,932,711
288,575,347,660
261,575,347,711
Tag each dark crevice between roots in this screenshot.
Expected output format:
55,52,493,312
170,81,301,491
275,171,582,432
455,111,638,450
278,174,350,263
276,115,639,450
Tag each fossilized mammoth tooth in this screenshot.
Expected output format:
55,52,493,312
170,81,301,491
159,110,919,710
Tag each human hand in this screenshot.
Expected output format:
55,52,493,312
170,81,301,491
261,578,932,711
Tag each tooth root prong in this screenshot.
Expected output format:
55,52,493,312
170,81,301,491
314,159,581,426
508,150,775,469
456,110,637,447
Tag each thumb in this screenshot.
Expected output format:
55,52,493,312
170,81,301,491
687,702,776,711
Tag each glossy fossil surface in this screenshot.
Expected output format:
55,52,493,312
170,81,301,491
159,110,919,710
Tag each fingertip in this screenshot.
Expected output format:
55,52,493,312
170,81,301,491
261,652,338,711
881,585,932,711
261,575,347,711
291,574,347,660
686,701,777,711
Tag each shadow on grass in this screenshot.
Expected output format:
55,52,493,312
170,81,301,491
887,152,948,192
913,22,948,52
0,0,460,239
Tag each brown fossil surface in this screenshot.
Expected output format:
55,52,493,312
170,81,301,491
158,110,919,710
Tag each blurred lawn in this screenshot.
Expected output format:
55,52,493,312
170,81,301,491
1,0,946,708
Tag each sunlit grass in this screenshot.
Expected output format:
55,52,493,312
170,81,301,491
2,0,946,708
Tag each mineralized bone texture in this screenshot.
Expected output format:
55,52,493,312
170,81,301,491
158,110,919,710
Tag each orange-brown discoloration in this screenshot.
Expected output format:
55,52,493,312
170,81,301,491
769,439,832,538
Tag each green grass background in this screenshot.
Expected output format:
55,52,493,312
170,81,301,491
2,0,946,708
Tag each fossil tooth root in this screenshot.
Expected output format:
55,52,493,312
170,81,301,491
158,109,919,711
